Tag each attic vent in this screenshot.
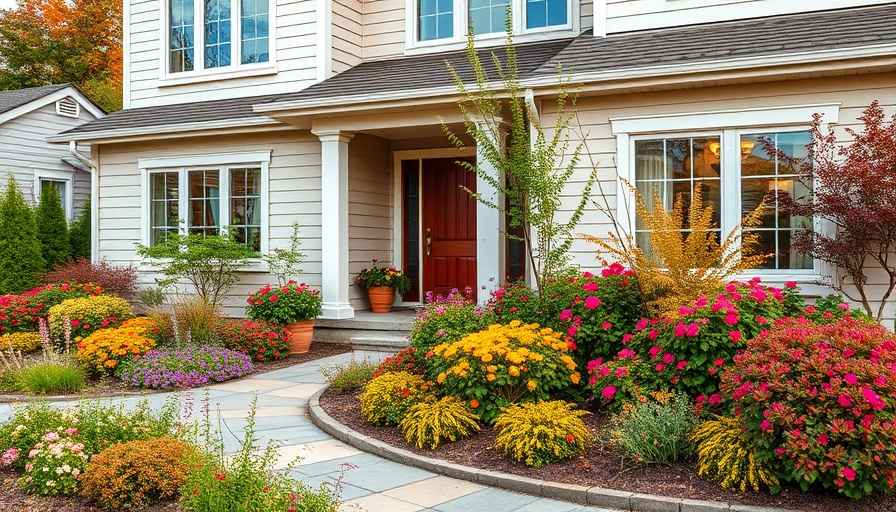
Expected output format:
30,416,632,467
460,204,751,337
55,97,80,118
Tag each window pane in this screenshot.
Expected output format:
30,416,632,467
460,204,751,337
230,168,261,251
470,0,509,34
526,0,567,29
188,170,220,235
546,0,567,25
149,172,180,245
419,0,452,41
205,0,231,68
241,0,269,63
170,0,195,72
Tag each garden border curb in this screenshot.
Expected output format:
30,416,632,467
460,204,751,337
308,387,795,512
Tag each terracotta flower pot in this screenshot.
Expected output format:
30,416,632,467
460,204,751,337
367,286,396,313
283,320,314,354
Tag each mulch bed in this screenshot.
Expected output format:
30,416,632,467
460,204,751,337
320,388,896,512
0,342,351,511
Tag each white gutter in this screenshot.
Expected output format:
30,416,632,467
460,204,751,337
47,117,282,144
68,141,99,263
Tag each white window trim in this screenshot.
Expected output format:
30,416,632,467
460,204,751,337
33,169,75,220
138,151,271,257
610,103,841,285
403,0,581,54
159,0,277,83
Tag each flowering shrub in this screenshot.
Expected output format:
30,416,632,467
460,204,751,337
43,260,138,302
0,294,43,334
409,288,494,352
24,282,104,316
79,436,196,508
246,281,322,324
0,332,41,353
217,318,290,362
399,396,480,449
355,259,412,292
18,431,89,496
428,320,580,423
119,346,253,389
76,320,157,375
371,347,426,379
48,295,133,342
723,317,896,498
587,353,668,412
359,371,430,425
804,294,871,324
691,415,779,492
493,400,592,467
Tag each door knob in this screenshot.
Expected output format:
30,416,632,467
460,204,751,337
425,228,431,256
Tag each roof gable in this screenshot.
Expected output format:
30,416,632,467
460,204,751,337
0,84,105,125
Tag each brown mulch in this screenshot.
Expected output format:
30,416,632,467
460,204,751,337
320,389,896,512
0,342,351,512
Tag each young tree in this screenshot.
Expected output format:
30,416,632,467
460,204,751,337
0,0,123,111
444,24,595,294
35,184,70,270
0,175,45,293
773,101,896,321
69,198,91,261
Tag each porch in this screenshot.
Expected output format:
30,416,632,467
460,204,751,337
313,308,416,352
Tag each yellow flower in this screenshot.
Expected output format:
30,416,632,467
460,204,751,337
527,380,537,391
486,365,497,373
437,373,446,384
487,373,496,382
481,353,493,363
570,372,580,385
508,365,520,377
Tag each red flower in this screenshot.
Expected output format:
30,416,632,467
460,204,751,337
270,295,279,302
566,434,575,443
842,467,857,481
469,399,480,408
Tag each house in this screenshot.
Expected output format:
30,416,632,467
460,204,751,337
49,0,896,321
0,84,103,220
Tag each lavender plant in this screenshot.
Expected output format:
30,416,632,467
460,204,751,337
119,346,253,389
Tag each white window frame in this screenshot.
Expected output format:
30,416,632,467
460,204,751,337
610,103,841,286
33,169,75,220
138,151,271,254
404,0,583,54
159,0,277,85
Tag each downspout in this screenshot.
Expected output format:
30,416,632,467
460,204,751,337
68,141,99,263
524,89,539,289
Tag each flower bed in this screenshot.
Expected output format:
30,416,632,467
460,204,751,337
119,346,254,389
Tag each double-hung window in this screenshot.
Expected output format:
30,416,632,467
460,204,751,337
141,152,270,252
168,0,270,74
33,169,75,220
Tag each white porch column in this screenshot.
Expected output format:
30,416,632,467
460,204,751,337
475,123,505,300
314,130,355,319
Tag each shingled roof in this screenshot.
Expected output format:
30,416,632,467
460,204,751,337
57,4,896,140
0,84,71,115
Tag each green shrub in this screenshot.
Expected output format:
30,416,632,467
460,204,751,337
5,362,86,395
35,183,70,270
79,436,196,508
409,289,494,352
321,358,377,392
69,198,91,261
399,396,480,449
359,371,430,425
612,392,698,465
0,175,44,294
47,295,134,342
691,415,778,492
493,400,592,467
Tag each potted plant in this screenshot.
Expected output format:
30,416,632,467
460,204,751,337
246,281,322,354
355,259,412,313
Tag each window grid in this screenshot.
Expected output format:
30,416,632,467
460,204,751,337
240,0,269,63
204,0,231,68
418,0,453,41
525,0,567,29
229,168,262,251
188,169,221,237
469,0,510,35
149,172,180,245
170,0,195,72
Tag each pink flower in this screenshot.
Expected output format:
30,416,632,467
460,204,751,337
567,325,578,336
775,447,786,456
708,393,721,406
586,359,602,372
842,467,856,482
863,386,886,410
584,296,600,310
838,393,853,407
817,434,829,446
618,348,636,359
598,366,611,377
784,281,797,289
270,295,279,302
694,295,708,307
650,346,662,358
655,363,665,372
648,329,658,340
559,309,573,322
724,313,738,325
676,360,687,370
678,306,693,316
729,331,742,342
615,366,629,378
601,386,616,400
844,373,858,385
713,359,724,367
65,428,77,436
583,282,598,292
622,333,633,343
806,305,816,313
601,321,612,330
760,420,772,431
674,323,687,337
839,302,850,310
843,348,856,358
686,323,700,337
662,353,675,364
635,318,648,331
43,432,59,442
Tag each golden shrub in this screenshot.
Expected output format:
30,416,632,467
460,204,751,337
359,371,430,425
48,295,134,342
399,396,480,449
0,332,41,353
75,322,156,375
493,400,593,467
690,415,779,492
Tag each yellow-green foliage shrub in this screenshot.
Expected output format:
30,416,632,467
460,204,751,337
0,332,41,353
48,295,134,342
399,396,481,449
428,320,581,423
493,400,593,467
359,371,430,425
79,436,196,509
76,320,156,375
691,415,779,492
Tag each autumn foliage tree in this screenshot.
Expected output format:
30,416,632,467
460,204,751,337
0,0,122,111
774,101,896,321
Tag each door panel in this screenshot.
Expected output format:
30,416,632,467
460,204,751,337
422,158,477,301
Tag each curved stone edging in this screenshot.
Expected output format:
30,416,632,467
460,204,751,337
308,386,795,512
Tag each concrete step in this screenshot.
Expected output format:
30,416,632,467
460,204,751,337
313,309,414,352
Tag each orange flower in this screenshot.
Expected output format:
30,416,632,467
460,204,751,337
470,399,480,408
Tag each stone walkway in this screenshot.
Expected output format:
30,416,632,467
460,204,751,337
0,351,617,512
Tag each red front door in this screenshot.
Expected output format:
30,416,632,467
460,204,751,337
421,158,477,301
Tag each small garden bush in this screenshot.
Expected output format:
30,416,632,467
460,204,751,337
48,295,133,342
217,318,290,362
399,396,480,449
321,358,377,392
18,431,89,496
173,295,221,346
0,332,41,353
0,294,43,335
3,361,86,395
691,415,779,492
359,371,430,425
246,281,322,324
493,400,592,467
428,320,580,423
611,391,698,465
76,319,157,375
43,259,139,302
723,317,896,498
119,346,253,389
79,436,197,508
371,347,425,379
409,288,494,352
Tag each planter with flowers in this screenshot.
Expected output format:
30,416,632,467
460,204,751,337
246,281,322,354
356,260,412,313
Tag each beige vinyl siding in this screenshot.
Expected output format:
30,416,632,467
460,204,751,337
0,102,96,217
348,134,393,307
606,0,892,33
362,0,404,60
557,71,896,318
128,0,320,108
96,130,323,317
332,0,363,74
580,0,593,31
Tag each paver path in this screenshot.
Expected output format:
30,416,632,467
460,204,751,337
0,351,618,512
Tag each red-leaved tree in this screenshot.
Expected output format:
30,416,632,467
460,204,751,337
775,101,896,321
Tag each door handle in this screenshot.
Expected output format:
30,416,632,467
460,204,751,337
425,228,432,256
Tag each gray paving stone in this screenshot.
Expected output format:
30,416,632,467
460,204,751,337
631,492,681,512
432,488,541,512
289,453,385,478
682,498,729,512
337,459,435,492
